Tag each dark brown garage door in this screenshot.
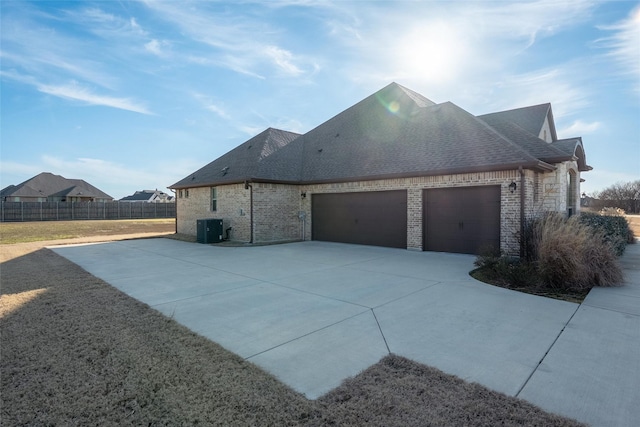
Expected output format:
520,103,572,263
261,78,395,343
424,186,501,254
312,191,407,248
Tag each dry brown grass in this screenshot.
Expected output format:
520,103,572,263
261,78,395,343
626,215,640,239
1,239,585,426
0,218,175,244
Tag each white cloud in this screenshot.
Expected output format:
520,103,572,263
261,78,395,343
1,69,151,114
264,45,304,76
596,5,640,90
193,93,231,120
142,1,318,79
37,81,152,115
487,68,592,117
558,120,602,137
81,7,117,23
144,39,169,56
205,104,231,120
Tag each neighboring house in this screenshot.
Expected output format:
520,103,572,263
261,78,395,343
581,195,598,208
0,172,113,203
170,83,590,255
120,189,174,203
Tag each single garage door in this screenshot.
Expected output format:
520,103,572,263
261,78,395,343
312,190,407,248
424,186,501,254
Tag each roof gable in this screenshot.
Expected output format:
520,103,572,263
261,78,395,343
552,138,592,171
478,115,571,163
171,128,301,188
478,103,558,142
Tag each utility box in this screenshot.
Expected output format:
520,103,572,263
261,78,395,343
196,219,223,244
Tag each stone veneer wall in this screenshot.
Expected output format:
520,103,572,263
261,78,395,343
176,165,577,255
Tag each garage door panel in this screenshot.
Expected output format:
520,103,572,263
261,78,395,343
424,186,501,255
312,191,407,249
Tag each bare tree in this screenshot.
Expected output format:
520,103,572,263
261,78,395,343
592,180,640,214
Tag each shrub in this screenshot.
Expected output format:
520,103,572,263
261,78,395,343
579,212,633,255
536,213,622,291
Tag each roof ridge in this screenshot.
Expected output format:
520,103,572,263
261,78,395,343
393,83,436,107
479,102,551,117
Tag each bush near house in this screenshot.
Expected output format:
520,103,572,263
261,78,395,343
580,210,636,252
474,212,627,300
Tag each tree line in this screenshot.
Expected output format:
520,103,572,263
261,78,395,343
586,180,640,214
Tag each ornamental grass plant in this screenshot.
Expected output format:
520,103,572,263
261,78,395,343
474,212,625,298
535,213,623,291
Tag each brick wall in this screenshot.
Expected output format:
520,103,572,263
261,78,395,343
300,171,526,253
176,183,251,241
253,183,302,242
176,165,579,255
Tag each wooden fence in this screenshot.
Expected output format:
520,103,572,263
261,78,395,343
0,201,176,222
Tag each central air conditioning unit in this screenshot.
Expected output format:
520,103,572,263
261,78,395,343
196,218,223,244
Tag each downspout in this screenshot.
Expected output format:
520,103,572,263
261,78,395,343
169,189,177,234
519,166,525,258
244,180,253,243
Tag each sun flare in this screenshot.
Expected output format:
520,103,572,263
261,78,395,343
395,23,467,83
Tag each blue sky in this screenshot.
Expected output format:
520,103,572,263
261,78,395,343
1,0,638,199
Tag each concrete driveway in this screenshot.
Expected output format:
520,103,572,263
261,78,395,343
51,239,640,426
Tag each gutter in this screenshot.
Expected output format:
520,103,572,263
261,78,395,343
169,188,177,234
168,161,558,190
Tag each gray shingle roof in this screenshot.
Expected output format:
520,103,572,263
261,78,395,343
171,83,584,189
120,190,171,202
286,98,552,184
478,115,570,164
171,128,301,188
1,172,113,200
478,103,557,141
552,138,591,171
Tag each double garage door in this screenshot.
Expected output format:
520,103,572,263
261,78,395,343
312,187,500,254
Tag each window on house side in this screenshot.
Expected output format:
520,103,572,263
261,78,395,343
211,187,217,211
185,189,189,198
567,171,576,217
179,189,183,198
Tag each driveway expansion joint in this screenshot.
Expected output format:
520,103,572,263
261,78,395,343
515,303,581,398
371,308,391,354
243,308,371,361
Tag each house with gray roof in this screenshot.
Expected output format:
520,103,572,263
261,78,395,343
1,172,113,203
170,83,590,255
120,190,174,203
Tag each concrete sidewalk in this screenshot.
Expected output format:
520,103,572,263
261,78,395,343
51,239,640,426
518,242,640,427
